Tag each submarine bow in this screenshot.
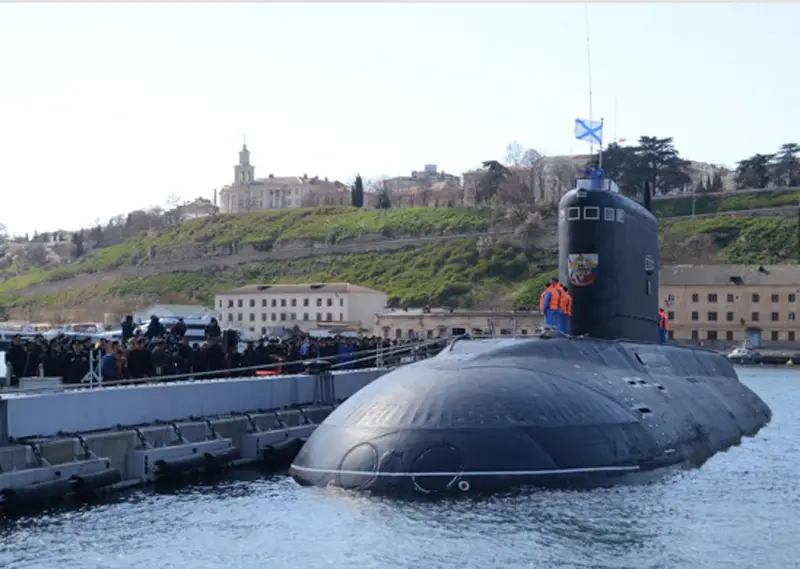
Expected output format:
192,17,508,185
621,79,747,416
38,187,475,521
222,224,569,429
290,169,772,496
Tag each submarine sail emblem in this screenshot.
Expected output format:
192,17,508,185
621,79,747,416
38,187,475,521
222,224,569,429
568,253,598,287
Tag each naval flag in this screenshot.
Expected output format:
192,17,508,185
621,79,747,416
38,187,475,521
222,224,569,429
574,118,603,145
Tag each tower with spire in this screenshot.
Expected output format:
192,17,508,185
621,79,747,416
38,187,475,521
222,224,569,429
234,135,255,185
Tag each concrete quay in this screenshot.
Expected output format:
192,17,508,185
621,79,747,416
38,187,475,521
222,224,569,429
0,368,388,513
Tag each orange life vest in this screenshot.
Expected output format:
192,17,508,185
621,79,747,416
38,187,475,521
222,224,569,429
563,292,572,316
539,288,549,311
558,285,569,312
548,285,562,311
658,310,670,330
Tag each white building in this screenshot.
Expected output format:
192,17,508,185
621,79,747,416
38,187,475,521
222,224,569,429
218,144,350,214
214,283,388,334
132,304,217,323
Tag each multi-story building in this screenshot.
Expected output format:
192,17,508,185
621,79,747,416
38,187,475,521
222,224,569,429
214,283,388,334
374,308,543,340
660,264,800,345
218,144,349,214
384,164,461,192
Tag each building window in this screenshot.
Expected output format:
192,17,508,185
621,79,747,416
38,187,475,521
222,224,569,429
691,293,699,303
326,313,333,321
303,298,309,306
316,299,322,307
237,313,242,321
771,331,779,341
303,313,309,320
227,313,233,322
790,331,796,342
726,311,734,322
789,294,796,303
249,313,255,321
771,312,779,322
707,293,718,303
727,294,734,302
339,313,343,321
667,294,675,304
290,313,296,320
752,293,760,303
291,299,297,307
218,300,222,308
339,298,344,307
667,330,674,339
790,312,796,321
261,313,266,321
667,311,675,321
427,330,434,339
271,299,277,307
280,313,287,321
327,298,333,307
691,311,699,321
237,299,243,308
316,312,322,321
249,299,255,307
707,311,718,321
521,329,528,335
281,299,286,307
726,331,734,341
691,330,698,340
228,300,233,308
262,299,267,307
271,313,276,321
395,328,402,339
771,294,779,303
261,327,267,335
707,330,717,341
751,312,760,322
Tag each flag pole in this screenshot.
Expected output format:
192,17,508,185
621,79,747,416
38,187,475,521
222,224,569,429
598,118,605,170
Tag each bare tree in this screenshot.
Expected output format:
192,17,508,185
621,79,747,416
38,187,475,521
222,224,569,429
505,141,541,167
415,185,432,207
0,222,8,244
164,193,183,210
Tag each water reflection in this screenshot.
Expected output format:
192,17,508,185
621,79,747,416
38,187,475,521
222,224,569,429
0,369,796,569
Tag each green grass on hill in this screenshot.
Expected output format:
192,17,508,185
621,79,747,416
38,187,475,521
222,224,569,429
661,217,799,264
651,190,800,218
1,207,798,315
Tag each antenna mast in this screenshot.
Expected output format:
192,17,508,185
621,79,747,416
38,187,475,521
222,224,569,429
585,5,594,158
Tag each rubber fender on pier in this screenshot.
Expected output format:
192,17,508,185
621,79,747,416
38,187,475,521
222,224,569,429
69,469,122,494
203,448,240,473
262,437,305,472
255,370,281,376
153,448,240,479
0,478,72,509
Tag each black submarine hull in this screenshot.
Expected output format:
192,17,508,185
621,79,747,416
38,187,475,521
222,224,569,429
289,337,772,496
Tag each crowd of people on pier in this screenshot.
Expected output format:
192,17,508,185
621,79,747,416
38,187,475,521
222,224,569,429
3,315,444,387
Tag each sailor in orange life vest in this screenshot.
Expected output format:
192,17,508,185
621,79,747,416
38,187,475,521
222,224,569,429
540,278,570,331
558,282,572,334
658,308,670,345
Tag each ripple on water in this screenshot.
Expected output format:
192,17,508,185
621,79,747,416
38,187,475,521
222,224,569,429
0,369,798,569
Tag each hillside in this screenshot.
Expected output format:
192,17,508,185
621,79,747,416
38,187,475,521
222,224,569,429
650,189,800,218
0,206,797,322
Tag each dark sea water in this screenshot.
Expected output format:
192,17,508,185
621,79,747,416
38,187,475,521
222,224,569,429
1,368,798,569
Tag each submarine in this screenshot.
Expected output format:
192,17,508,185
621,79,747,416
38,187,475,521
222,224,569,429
289,168,773,496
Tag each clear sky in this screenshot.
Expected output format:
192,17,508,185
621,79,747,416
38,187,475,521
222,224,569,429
0,3,797,236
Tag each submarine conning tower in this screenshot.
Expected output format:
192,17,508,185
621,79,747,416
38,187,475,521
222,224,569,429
558,168,659,343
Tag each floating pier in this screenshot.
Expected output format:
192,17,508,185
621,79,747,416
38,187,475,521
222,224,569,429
0,361,396,514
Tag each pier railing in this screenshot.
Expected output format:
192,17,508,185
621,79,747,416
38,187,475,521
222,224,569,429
2,337,451,395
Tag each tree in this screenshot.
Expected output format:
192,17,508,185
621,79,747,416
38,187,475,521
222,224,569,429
0,222,8,244
375,187,392,209
476,160,510,204
164,194,182,210
592,136,692,197
711,169,725,191
351,174,365,208
735,154,773,189
771,143,800,187
71,230,85,258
